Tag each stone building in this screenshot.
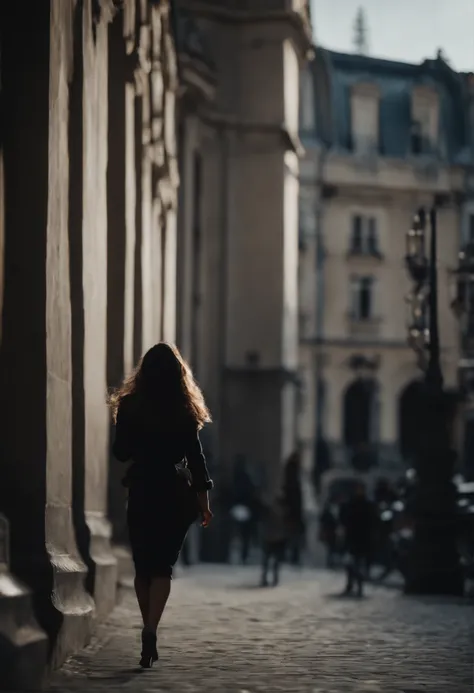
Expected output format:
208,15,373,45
298,49,472,500
0,0,313,683
0,0,179,685
174,0,312,557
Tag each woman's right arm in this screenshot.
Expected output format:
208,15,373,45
185,427,214,526
112,400,133,462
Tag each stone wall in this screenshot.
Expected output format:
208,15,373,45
0,0,180,683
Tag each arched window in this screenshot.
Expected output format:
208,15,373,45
343,378,380,469
344,379,379,446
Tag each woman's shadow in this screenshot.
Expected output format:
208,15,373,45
85,667,146,682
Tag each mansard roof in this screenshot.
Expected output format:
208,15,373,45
306,47,470,164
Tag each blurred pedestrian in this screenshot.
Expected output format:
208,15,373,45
283,450,305,566
319,499,339,569
230,503,253,563
339,482,377,597
260,496,290,587
230,455,259,564
110,342,213,668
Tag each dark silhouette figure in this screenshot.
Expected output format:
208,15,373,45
230,457,259,564
339,483,377,597
319,501,340,568
374,477,397,505
283,451,305,565
313,436,331,496
110,343,214,667
260,497,290,587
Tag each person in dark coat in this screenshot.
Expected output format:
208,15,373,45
110,342,213,667
230,456,260,564
319,500,340,569
260,496,290,587
339,482,377,597
282,450,305,565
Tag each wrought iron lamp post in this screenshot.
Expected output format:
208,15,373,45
404,207,464,595
451,242,474,479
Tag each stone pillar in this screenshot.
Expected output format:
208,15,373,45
81,0,118,620
158,5,180,345
124,74,138,376
0,0,94,669
107,6,129,546
0,114,3,345
0,50,48,688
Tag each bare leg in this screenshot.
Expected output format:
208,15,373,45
146,576,171,632
134,575,150,626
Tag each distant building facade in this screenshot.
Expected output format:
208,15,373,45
175,0,313,558
298,49,472,497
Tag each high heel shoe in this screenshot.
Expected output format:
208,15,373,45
140,629,158,668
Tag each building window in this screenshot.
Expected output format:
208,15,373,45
350,215,379,256
350,276,374,320
410,87,439,156
344,378,380,454
351,216,363,253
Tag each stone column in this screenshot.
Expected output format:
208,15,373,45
124,74,138,376
0,44,48,688
107,5,129,546
81,0,118,620
160,6,179,344
0,0,94,669
0,111,3,345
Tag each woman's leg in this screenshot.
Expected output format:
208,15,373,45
134,575,150,626
146,576,171,632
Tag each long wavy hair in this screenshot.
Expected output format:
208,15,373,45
108,342,212,430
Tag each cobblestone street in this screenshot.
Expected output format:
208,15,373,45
47,566,473,693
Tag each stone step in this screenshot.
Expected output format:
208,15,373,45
0,572,48,691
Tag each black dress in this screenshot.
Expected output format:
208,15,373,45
113,395,213,579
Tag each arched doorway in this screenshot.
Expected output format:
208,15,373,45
399,380,424,463
343,379,380,470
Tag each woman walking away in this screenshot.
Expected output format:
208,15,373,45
109,343,213,668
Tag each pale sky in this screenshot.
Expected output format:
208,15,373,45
311,0,474,72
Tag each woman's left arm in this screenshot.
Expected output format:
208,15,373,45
185,428,214,493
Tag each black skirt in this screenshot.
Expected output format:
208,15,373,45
127,468,199,579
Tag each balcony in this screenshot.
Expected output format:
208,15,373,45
347,244,383,262
346,314,382,338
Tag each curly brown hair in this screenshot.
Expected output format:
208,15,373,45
108,342,212,430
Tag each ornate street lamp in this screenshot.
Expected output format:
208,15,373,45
404,207,464,596
451,242,474,479
451,243,474,370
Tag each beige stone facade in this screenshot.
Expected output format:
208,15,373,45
0,0,314,680
175,0,312,550
0,0,179,681
298,49,469,504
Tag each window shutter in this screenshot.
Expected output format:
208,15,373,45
349,276,360,318
351,216,362,252
367,217,378,253
469,214,474,244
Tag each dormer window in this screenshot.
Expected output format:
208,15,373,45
350,83,380,156
411,86,439,156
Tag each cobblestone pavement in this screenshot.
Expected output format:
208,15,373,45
47,566,473,693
